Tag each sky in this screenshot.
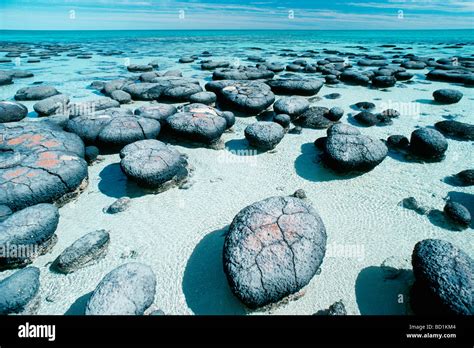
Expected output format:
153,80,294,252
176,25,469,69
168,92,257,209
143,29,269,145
0,0,473,30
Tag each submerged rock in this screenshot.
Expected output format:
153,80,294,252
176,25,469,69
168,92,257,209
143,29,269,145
0,267,40,314
85,263,157,315
14,86,60,101
223,196,327,309
52,229,110,274
411,239,473,315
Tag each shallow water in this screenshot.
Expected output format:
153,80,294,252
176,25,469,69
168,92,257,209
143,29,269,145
0,30,473,315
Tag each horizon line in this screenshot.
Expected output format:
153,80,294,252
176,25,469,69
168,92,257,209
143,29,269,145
1,28,473,32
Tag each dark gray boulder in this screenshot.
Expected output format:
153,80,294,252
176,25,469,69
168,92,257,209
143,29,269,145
166,104,228,144
273,97,309,118
0,101,28,123
395,71,414,81
244,122,285,150
201,61,230,70
213,67,274,80
14,86,60,101
409,127,448,159
354,111,379,126
372,75,396,88
0,267,40,314
0,72,13,86
68,98,120,117
433,89,463,104
354,101,375,111
0,123,88,211
340,71,370,86
127,64,153,72
326,107,344,122
402,61,426,69
85,263,156,315
435,120,473,141
189,91,216,105
66,114,160,150
444,201,471,227
161,83,203,102
294,107,332,129
33,94,69,116
454,169,474,186
219,81,275,114
120,140,189,189
273,114,291,128
323,124,388,172
411,239,473,315
0,204,59,269
223,196,327,309
386,135,409,150
84,146,99,164
267,79,323,96
134,104,177,122
110,90,132,104
52,229,110,274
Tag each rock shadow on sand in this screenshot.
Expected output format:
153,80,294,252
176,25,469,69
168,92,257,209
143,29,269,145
98,163,148,199
182,227,246,315
294,142,362,182
355,266,414,315
64,291,93,315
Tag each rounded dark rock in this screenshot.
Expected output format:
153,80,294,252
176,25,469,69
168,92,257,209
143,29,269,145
33,94,69,116
273,97,309,118
223,196,327,309
219,81,275,114
84,146,100,164
326,107,344,122
0,204,59,269
0,267,40,314
354,111,379,126
0,123,88,211
435,120,473,141
66,114,160,150
372,75,396,88
411,239,473,315
294,107,332,129
444,201,471,227
433,89,463,104
85,262,157,315
454,169,474,186
244,122,285,150
189,91,216,105
120,139,189,189
267,79,323,96
134,104,177,122
0,101,28,123
127,64,153,72
409,127,448,159
166,103,228,144
386,135,409,150
395,71,414,81
213,67,274,81
14,86,60,101
52,229,110,274
354,101,375,111
340,71,370,86
273,113,291,128
323,124,388,172
106,197,131,214
110,90,132,104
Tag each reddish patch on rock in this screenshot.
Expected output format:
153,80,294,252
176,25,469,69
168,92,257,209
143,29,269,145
3,167,28,179
193,113,209,118
42,140,60,148
36,151,59,168
255,223,283,245
7,134,28,146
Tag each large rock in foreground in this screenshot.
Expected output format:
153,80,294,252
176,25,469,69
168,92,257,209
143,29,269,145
409,127,448,160
0,204,59,270
411,239,473,315
0,267,40,314
323,124,388,172
0,123,88,211
223,195,327,309
85,263,156,315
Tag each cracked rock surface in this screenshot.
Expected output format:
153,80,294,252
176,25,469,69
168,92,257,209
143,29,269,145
219,81,275,114
0,123,88,211
223,196,327,309
323,123,388,172
267,78,323,96
66,113,161,151
166,103,229,144
120,139,189,189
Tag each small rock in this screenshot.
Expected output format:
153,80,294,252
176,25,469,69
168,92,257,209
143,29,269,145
444,201,471,227
107,197,131,214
